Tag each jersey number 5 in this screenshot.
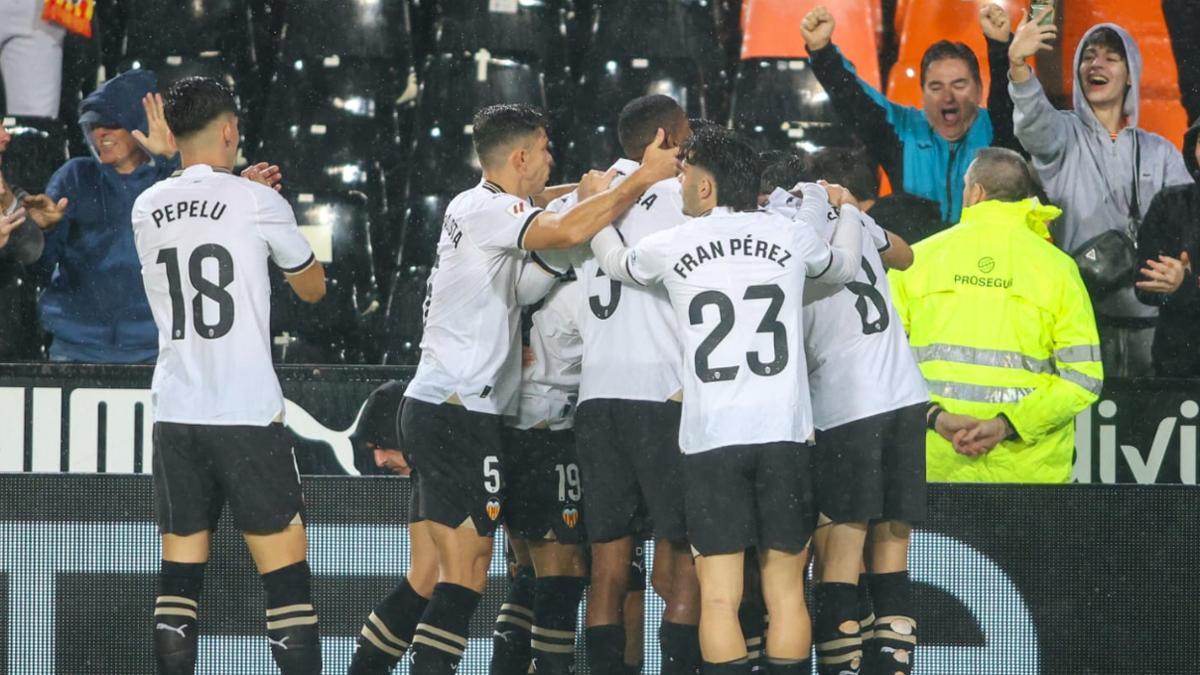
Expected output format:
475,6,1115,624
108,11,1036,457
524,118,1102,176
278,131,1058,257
689,284,788,383
157,245,236,340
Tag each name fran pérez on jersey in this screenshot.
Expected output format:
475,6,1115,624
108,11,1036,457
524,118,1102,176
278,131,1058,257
671,237,793,279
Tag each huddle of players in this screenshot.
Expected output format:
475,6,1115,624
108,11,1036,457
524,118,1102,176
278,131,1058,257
347,94,929,675
129,74,925,675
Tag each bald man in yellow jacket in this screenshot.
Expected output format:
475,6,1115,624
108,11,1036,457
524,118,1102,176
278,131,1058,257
889,148,1103,483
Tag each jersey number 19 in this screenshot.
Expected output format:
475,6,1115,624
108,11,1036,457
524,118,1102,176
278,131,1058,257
157,245,236,340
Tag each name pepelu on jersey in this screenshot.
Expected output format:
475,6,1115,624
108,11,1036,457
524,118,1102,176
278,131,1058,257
405,179,544,416
625,207,834,454
766,187,928,429
130,164,316,426
567,158,687,404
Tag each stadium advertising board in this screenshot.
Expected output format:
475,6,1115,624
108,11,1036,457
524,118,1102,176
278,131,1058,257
0,364,1196,483
0,476,1194,673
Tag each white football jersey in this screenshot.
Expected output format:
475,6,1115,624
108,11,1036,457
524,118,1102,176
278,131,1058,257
623,207,836,454
405,180,544,415
508,280,584,430
131,164,315,425
767,188,929,428
552,158,687,403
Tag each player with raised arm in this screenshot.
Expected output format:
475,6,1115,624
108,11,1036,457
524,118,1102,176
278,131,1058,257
553,94,703,675
130,77,326,675
386,103,677,674
590,126,863,674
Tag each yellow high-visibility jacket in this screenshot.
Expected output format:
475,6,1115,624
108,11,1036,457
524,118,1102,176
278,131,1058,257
889,199,1103,483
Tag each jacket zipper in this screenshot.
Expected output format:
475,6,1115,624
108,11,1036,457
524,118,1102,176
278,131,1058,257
946,140,961,222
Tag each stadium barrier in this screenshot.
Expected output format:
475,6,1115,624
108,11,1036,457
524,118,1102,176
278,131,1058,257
0,363,1197,483
0,475,1195,673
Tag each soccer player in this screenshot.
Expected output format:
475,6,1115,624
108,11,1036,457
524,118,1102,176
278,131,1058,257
554,94,703,674
491,279,587,675
765,161,925,675
396,103,678,674
130,77,327,675
589,126,864,674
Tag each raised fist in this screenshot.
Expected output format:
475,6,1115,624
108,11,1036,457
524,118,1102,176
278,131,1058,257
801,6,836,52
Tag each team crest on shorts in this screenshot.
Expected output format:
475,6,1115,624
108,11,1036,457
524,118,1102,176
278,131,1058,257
486,498,502,521
561,505,579,528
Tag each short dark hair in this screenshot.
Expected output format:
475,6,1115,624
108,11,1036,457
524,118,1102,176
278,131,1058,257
811,148,879,202
966,147,1040,202
1080,27,1127,62
920,41,982,87
683,126,760,211
758,149,813,196
472,104,548,169
689,117,722,134
163,76,237,140
617,94,684,159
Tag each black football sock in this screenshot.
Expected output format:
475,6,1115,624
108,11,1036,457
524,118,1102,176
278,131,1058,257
261,561,322,675
703,657,751,674
529,575,586,673
814,582,863,675
410,582,480,674
349,577,430,674
585,624,626,674
660,621,701,675
491,566,535,675
865,572,916,675
154,560,205,675
765,656,813,674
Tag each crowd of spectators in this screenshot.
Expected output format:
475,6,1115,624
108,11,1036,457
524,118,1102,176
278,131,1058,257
0,0,1198,384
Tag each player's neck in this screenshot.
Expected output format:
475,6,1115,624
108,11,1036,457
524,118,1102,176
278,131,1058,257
179,150,234,173
481,171,527,198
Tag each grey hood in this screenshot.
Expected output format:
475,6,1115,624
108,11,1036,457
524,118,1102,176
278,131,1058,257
1009,22,1191,319
1071,23,1143,133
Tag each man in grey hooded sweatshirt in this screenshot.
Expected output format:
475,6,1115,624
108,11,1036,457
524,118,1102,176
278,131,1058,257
1007,12,1191,377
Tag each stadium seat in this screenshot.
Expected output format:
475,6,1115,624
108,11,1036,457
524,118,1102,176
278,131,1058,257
379,266,429,366
433,0,569,68
1061,1,1180,102
272,191,380,364
886,0,1023,107
1139,98,1190,150
122,0,253,63
0,265,42,360
562,55,704,176
263,55,413,153
1,116,70,193
588,0,727,119
741,0,882,90
279,0,415,64
730,58,855,154
409,53,547,195
396,194,452,271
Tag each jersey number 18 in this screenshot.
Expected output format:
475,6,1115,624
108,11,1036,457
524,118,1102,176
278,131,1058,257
157,245,236,340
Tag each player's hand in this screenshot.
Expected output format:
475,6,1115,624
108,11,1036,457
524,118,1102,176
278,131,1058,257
954,416,1010,456
0,207,26,249
372,447,412,476
1009,7,1057,66
578,169,617,200
131,93,178,158
20,193,68,230
818,180,855,208
241,162,283,191
640,128,681,183
801,6,836,51
979,3,1012,43
1136,252,1190,295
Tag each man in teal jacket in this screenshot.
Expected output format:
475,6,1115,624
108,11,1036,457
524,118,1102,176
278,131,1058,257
801,4,1020,225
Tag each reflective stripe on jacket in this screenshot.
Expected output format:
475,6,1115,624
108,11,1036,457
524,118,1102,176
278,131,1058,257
889,198,1103,483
